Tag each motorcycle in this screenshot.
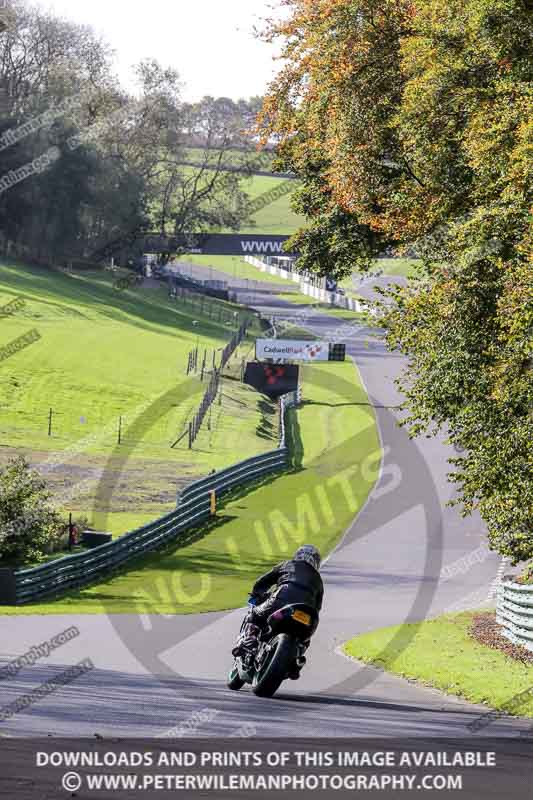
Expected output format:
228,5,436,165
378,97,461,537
227,597,319,698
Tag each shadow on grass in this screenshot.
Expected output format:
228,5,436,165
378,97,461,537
298,399,362,410
0,262,239,342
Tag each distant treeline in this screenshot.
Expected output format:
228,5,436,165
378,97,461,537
0,1,266,265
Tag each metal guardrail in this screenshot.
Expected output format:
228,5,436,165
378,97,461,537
1,393,301,606
496,580,533,652
279,388,301,449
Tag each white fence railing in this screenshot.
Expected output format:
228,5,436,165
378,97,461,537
496,580,533,652
244,256,374,314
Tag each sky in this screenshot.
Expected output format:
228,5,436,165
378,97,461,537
45,0,284,101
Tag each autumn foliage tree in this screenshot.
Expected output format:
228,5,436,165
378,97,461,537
260,0,532,562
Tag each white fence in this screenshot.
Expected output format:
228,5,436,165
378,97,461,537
496,580,533,652
244,256,373,314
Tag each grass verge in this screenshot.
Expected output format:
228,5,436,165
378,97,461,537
343,612,533,718
0,360,380,615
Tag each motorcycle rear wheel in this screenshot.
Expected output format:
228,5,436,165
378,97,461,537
252,634,297,698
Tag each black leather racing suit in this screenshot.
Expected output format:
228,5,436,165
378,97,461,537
232,559,324,658
250,558,324,624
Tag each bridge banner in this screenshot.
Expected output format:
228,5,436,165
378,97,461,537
142,233,298,257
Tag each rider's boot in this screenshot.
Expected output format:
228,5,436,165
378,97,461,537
232,623,261,658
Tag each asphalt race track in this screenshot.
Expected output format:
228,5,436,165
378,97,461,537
0,273,529,740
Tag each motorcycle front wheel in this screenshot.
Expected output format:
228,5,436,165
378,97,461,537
252,634,297,698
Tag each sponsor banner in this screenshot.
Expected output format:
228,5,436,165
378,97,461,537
244,363,299,398
140,233,298,257
256,339,329,362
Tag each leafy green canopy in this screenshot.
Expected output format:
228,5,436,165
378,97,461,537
0,457,62,565
260,0,532,562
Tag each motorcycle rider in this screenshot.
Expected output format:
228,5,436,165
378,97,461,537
232,544,323,677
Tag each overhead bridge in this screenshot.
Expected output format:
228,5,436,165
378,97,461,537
95,233,298,262
143,233,298,257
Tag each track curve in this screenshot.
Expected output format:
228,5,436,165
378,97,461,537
0,286,528,739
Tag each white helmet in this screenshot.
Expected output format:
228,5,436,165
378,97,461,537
294,544,321,571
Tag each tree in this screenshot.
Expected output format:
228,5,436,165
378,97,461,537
0,3,253,263
0,457,62,565
260,0,532,562
0,0,133,262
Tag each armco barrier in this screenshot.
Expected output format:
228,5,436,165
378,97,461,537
1,394,299,606
496,580,533,652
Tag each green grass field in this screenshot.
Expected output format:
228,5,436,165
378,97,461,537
183,147,276,173
314,307,372,322
373,258,423,278
180,147,303,235
240,175,304,235
176,163,304,236
0,261,278,537
344,612,533,718
0,360,380,615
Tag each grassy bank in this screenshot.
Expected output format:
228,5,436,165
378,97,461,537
241,175,304,234
275,291,371,323
0,360,380,615
178,166,304,235
0,261,245,455
0,261,276,535
344,612,533,718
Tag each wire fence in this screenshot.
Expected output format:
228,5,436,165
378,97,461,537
0,398,201,452
0,317,251,453
168,283,255,330
175,322,248,449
